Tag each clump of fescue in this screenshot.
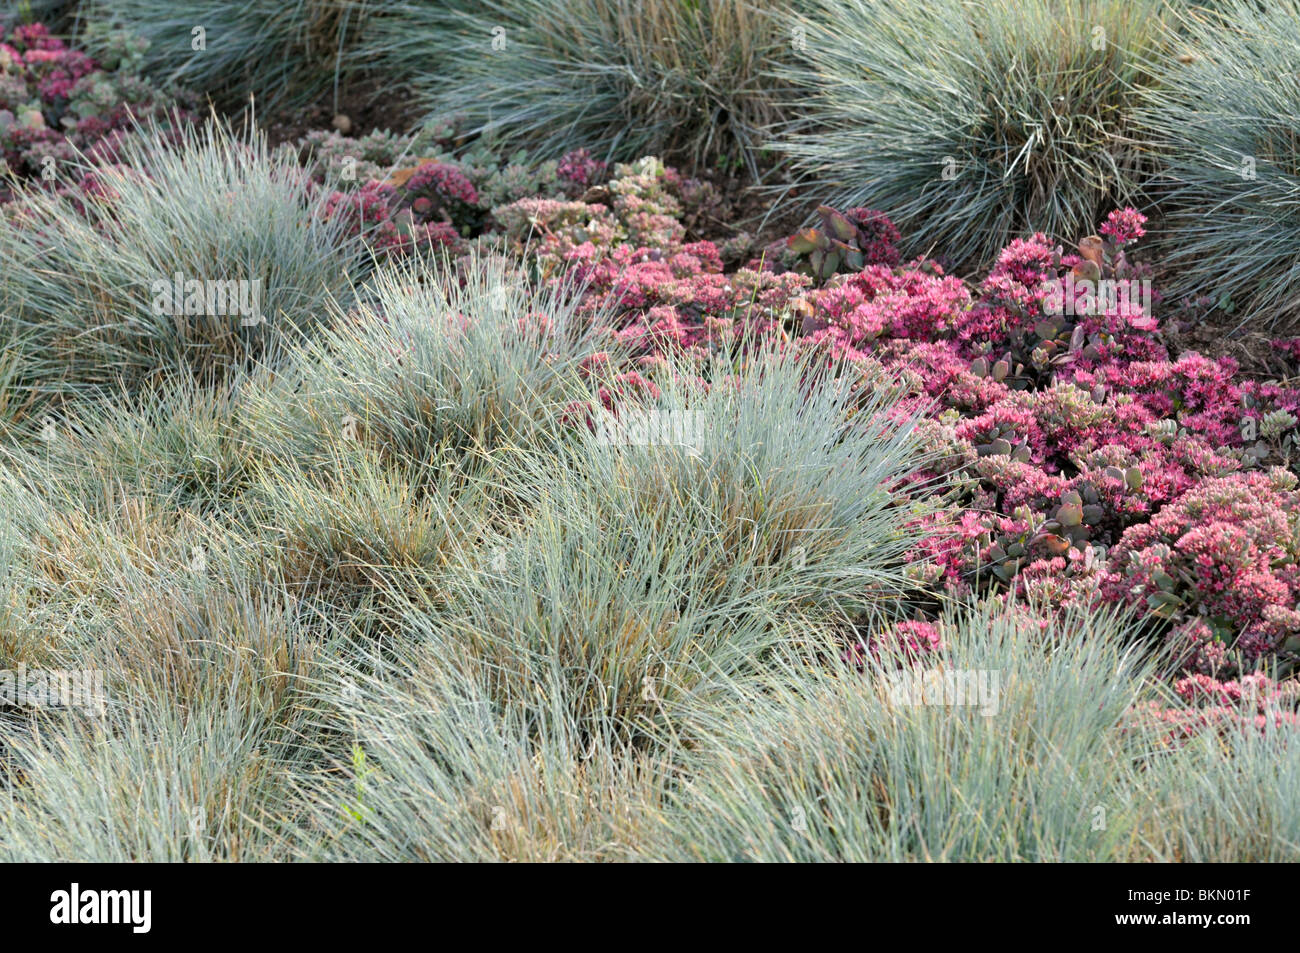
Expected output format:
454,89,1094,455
427,345,937,733
1136,1,1300,330
777,0,1168,270
0,467,317,861
378,0,797,175
243,247,616,476
0,371,256,518
0,695,294,863
0,341,40,440
0,459,263,668
640,600,1165,861
0,578,314,862
287,642,666,862
1146,723,1300,862
250,444,484,606
0,118,358,404
77,0,372,109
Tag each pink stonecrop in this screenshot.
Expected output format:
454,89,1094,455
404,161,478,208
842,620,943,669
1102,470,1300,671
321,181,459,254
556,148,608,190
1099,207,1148,246
0,22,192,195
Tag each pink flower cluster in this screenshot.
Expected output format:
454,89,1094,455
556,148,607,190
802,264,970,354
407,161,476,204
1131,672,1300,746
842,620,943,669
1102,470,1300,671
1099,207,1147,245
493,159,812,351
0,22,190,197
321,180,459,254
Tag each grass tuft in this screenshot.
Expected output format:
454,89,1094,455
374,0,798,176
1136,0,1300,330
776,0,1168,270
0,118,358,406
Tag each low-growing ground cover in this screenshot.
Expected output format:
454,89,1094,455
0,14,1298,863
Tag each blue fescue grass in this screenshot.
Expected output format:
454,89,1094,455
371,0,798,176
776,0,1170,271
1136,0,1300,330
0,118,359,405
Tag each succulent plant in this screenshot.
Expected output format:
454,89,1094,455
1238,405,1299,468
970,418,1032,463
977,230,1155,390
784,205,900,282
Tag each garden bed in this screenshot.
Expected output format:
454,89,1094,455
1,4,1298,864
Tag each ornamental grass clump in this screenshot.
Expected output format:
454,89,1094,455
427,344,937,732
1145,720,1300,862
285,638,664,862
641,600,1165,862
249,444,486,606
0,118,357,403
76,0,372,110
0,369,255,517
777,0,1169,270
0,468,316,861
241,246,617,476
376,0,798,175
1136,0,1300,331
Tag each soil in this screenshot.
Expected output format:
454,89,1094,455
1164,317,1299,382
685,166,813,249
260,80,425,150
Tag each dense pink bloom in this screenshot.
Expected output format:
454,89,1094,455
1099,207,1147,245
404,161,478,207
842,620,943,668
1102,470,1300,672
556,148,608,189
0,22,190,195
321,181,459,253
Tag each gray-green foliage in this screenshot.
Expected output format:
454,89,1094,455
0,119,358,403
1136,0,1300,330
372,0,798,175
76,0,373,109
776,0,1170,270
643,601,1163,861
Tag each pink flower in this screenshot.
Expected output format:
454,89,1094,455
842,620,943,669
1099,207,1147,245
556,148,608,189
